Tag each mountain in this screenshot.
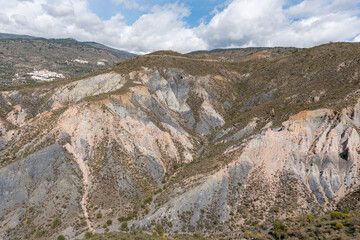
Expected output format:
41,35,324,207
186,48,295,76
83,42,136,60
1,42,360,240
0,33,136,85
0,32,37,40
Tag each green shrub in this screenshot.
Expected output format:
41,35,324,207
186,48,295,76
106,219,112,225
121,221,128,231
330,211,342,220
336,221,344,230
127,210,138,220
84,232,93,238
306,214,314,222
274,219,285,233
36,228,46,237
96,213,102,218
155,223,164,235
343,213,352,218
244,231,254,239
57,235,65,240
154,188,162,194
229,211,234,216
145,196,153,204
51,217,61,229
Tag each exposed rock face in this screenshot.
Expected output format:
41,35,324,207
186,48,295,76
1,47,360,239
0,67,229,239
136,106,360,232
51,72,126,103
6,105,26,126
0,144,83,240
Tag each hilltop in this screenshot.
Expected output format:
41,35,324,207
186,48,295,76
188,47,300,61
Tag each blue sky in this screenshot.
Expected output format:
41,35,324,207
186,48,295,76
0,0,360,53
88,0,228,27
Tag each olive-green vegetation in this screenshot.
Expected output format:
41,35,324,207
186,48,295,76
271,210,360,239
85,231,207,240
51,217,61,229
57,235,65,240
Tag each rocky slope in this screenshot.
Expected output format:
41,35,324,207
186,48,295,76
0,42,360,239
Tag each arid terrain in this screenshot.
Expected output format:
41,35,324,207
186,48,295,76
1,42,360,240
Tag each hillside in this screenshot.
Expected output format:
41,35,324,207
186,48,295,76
0,42,360,240
188,47,300,62
83,42,136,60
0,33,36,40
0,34,136,85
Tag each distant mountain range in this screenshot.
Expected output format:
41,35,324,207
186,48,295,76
0,32,37,40
0,32,136,85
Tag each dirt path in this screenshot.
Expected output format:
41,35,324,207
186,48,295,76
65,144,94,232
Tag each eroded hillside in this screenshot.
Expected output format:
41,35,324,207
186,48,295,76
1,42,360,239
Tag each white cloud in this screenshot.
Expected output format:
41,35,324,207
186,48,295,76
286,0,359,18
197,0,360,48
101,4,207,53
196,0,288,48
111,0,143,10
0,0,359,53
41,2,75,17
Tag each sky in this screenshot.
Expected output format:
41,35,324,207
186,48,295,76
0,0,360,54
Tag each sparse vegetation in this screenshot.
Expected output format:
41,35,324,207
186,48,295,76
121,221,129,231
273,219,286,235
85,232,93,238
330,211,343,220
51,217,62,229
57,235,65,240
83,231,209,240
272,210,360,239
336,221,344,230
3,42,360,240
